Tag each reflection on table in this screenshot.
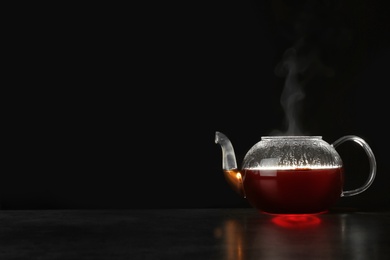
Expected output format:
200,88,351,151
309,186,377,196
0,209,389,259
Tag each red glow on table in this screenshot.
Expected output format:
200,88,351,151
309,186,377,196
271,214,322,228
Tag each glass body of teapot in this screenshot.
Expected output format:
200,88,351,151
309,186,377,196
215,132,376,214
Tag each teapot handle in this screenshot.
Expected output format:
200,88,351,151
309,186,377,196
332,135,377,197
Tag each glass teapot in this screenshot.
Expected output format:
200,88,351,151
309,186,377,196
215,131,376,214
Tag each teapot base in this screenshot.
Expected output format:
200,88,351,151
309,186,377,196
258,209,329,215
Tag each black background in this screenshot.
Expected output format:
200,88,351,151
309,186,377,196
4,0,389,210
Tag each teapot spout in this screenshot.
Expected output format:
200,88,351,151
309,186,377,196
215,131,238,170
215,131,245,197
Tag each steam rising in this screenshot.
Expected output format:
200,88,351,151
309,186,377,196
271,4,336,136
274,47,306,135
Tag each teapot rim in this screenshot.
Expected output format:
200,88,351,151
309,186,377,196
261,136,322,139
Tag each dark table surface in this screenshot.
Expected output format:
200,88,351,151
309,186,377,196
1,208,390,259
